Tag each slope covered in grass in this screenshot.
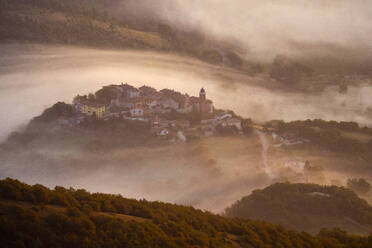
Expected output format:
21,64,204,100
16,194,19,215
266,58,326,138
0,0,171,50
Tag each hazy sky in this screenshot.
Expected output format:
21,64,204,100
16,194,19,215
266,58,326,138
125,0,372,60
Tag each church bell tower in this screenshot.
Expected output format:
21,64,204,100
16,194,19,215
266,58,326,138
199,88,207,114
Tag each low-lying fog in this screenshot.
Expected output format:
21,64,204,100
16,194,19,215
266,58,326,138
1,44,372,142
123,0,372,61
1,43,372,212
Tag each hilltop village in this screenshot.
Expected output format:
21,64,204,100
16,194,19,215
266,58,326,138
61,83,246,140
33,83,320,147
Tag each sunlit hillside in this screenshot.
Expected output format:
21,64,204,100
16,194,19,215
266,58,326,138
1,178,370,248
0,1,171,50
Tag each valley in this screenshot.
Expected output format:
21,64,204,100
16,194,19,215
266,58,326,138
1,0,372,244
1,80,372,214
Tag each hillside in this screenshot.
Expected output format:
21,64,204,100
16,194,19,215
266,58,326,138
1,83,250,151
0,0,247,69
224,183,372,235
0,178,371,248
264,119,372,173
0,0,171,50
0,83,261,212
2,0,372,94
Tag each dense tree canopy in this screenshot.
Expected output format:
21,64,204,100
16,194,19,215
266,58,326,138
0,179,371,247
33,102,75,123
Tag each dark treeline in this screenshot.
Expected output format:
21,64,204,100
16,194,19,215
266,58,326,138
0,178,371,248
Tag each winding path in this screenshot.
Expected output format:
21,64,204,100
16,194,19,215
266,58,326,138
255,130,275,178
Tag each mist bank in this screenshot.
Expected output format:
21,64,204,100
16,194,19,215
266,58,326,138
120,0,372,62
3,0,372,77
0,128,270,213
1,44,372,142
1,44,371,211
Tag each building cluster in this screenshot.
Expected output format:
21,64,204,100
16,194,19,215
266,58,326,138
70,83,243,139
74,84,213,119
109,84,214,118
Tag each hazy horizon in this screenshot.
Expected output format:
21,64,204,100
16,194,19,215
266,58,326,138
120,0,372,61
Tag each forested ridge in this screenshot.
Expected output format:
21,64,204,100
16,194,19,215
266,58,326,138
268,119,372,165
0,178,371,248
225,183,372,235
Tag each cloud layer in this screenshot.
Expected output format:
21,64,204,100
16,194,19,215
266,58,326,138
123,0,372,60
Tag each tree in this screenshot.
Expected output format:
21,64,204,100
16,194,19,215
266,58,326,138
34,102,74,122
95,86,117,104
88,93,95,102
73,94,87,103
347,178,371,195
29,184,51,203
